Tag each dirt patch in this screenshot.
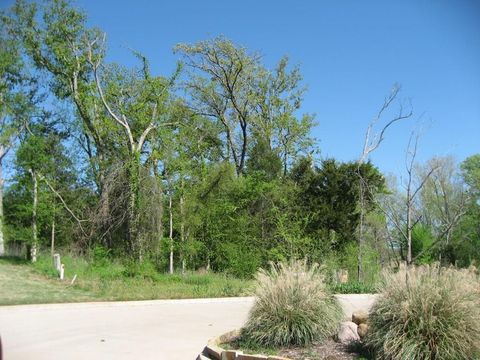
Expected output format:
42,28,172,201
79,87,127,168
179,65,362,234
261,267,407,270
279,339,368,359
224,337,370,360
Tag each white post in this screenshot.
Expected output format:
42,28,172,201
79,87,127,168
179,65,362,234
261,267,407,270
60,263,65,281
53,253,61,273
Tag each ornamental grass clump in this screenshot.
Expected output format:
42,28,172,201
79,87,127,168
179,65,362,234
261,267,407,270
241,260,343,347
366,264,480,360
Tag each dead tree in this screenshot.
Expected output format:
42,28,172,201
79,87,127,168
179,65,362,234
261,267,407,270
356,84,412,280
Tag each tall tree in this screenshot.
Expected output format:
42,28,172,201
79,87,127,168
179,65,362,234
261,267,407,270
175,37,259,175
357,84,412,279
0,11,37,255
10,0,178,258
418,156,468,263
252,56,315,176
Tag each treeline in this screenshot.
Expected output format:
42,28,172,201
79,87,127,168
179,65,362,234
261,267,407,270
0,0,478,279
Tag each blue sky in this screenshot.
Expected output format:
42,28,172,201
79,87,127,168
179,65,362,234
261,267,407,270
5,0,480,177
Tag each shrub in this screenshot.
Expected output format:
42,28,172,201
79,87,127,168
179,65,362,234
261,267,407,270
122,260,159,281
241,260,343,347
329,281,376,294
218,242,261,278
366,264,480,359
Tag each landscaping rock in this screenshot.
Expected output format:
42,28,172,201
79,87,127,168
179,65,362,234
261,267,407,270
336,321,360,344
357,323,368,338
352,310,368,325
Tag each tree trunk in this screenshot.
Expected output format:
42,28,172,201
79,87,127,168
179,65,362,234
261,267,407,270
152,160,163,259
357,171,365,282
30,169,38,263
0,161,5,256
406,198,412,266
127,153,141,260
169,194,174,274
50,218,55,256
180,193,186,274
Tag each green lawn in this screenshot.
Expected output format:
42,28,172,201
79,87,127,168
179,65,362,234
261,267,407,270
0,257,98,305
0,256,253,305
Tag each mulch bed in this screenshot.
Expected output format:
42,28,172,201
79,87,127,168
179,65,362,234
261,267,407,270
225,337,370,360
279,338,367,359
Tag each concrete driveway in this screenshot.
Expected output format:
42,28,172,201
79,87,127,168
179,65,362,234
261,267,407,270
0,295,377,360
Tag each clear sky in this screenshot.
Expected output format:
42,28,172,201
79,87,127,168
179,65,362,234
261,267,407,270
5,0,480,177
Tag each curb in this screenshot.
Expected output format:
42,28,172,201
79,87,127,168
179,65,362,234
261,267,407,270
197,330,291,360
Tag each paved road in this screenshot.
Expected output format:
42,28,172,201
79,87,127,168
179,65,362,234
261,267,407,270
0,295,377,360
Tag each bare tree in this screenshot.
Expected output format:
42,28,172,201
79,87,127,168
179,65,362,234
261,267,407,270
414,156,468,263
356,84,412,279
373,132,439,266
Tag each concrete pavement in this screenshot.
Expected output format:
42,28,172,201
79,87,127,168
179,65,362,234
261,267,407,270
0,295,377,360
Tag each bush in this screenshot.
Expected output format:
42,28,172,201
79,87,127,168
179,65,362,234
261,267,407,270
366,264,480,359
329,281,376,294
218,242,261,278
241,260,343,347
122,260,159,281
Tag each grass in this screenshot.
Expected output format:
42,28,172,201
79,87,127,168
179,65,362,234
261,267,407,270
0,253,380,306
0,254,253,305
222,339,279,356
0,257,97,305
241,260,343,347
366,264,480,360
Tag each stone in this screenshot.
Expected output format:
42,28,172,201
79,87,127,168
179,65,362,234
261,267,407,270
197,355,211,360
218,329,241,343
352,310,369,325
357,323,368,338
336,321,360,344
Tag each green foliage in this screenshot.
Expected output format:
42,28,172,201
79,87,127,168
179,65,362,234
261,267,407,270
25,253,252,301
461,154,480,196
290,157,385,250
1,0,477,292
241,260,343,347
217,242,261,278
411,224,434,264
366,264,480,360
329,281,376,294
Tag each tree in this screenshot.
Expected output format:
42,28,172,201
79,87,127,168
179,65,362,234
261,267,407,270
0,11,38,255
10,0,178,259
417,156,468,264
252,56,315,176
356,84,412,279
175,37,259,175
6,120,80,260
450,154,480,266
176,38,314,176
378,133,438,266
290,157,385,251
